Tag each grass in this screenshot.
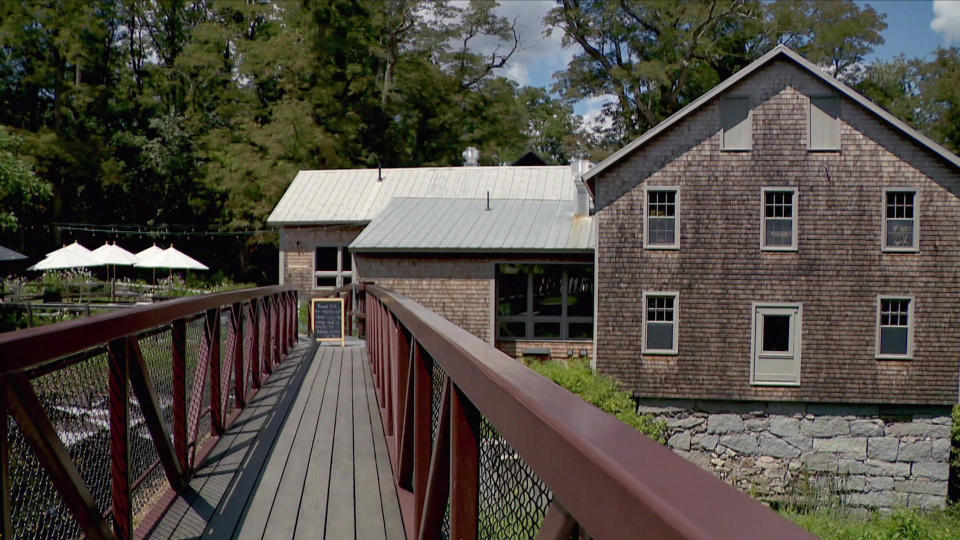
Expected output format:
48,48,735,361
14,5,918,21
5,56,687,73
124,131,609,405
783,506,960,540
525,358,667,442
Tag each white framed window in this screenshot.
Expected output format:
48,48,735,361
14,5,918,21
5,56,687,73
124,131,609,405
643,187,680,249
495,264,593,341
876,296,914,359
761,188,798,251
642,292,678,355
314,245,353,289
751,303,801,385
809,96,840,150
720,97,751,151
882,188,919,252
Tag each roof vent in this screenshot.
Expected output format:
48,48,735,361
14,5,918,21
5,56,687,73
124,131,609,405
462,146,479,167
570,159,594,218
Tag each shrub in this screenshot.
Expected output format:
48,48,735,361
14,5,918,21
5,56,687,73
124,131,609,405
526,358,667,442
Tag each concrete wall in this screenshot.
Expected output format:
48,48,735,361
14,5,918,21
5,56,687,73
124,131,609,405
593,57,960,405
640,400,951,510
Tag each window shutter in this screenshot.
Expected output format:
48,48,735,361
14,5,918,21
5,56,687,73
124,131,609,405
721,97,751,150
810,96,840,150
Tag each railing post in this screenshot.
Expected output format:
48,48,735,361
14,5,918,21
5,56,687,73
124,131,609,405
384,313,395,437
411,343,432,539
172,318,188,472
261,299,272,376
450,385,481,539
108,338,132,539
0,384,11,540
281,293,290,355
206,307,223,436
232,303,246,408
271,295,281,365
290,291,298,345
395,322,411,459
251,299,262,389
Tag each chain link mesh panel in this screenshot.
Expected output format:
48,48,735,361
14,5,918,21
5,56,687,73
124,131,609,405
132,329,174,527
429,358,450,538
243,304,254,392
185,317,211,457
9,351,113,539
478,417,553,539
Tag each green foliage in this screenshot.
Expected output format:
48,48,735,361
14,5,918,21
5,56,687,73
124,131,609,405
526,358,667,442
783,506,960,540
0,127,52,231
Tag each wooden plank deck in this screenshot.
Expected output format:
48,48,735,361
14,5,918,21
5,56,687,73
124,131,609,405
148,340,405,539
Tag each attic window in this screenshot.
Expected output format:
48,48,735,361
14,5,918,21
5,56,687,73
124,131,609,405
721,97,751,151
809,96,840,150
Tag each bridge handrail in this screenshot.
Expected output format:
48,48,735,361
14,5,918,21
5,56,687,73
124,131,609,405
365,284,814,539
0,286,298,539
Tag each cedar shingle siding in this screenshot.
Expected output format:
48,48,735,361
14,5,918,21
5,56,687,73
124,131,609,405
594,59,960,406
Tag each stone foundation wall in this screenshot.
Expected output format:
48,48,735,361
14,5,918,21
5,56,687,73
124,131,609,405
638,400,952,510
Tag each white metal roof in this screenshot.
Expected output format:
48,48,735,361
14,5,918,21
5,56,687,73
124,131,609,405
349,198,594,252
584,45,960,190
268,166,576,225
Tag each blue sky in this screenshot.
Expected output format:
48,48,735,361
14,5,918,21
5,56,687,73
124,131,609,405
485,0,960,125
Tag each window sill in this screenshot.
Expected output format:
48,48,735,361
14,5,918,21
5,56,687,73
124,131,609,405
720,147,751,152
497,338,593,343
876,354,913,361
643,245,680,251
750,380,801,387
642,349,678,356
760,246,798,252
807,147,840,152
881,247,919,254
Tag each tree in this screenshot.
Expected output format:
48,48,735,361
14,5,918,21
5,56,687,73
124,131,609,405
0,128,52,232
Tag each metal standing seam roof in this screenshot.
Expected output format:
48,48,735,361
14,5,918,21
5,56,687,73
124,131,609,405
583,44,960,193
349,198,595,252
267,166,577,225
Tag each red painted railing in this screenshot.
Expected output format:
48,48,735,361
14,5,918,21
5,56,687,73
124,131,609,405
0,287,297,539
364,284,815,539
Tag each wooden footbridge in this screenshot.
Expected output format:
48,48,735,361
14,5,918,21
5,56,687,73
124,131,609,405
0,286,813,539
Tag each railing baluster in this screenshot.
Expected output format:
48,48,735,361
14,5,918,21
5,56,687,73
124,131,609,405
1,379,12,540
418,377,451,539
384,313,394,437
232,303,246,408
262,299,272,376
450,385,481,539
395,323,411,460
108,337,132,539
206,307,224,436
411,343,432,539
172,318,188,472
271,295,280,366
2,374,114,540
251,299,262,389
397,337,416,488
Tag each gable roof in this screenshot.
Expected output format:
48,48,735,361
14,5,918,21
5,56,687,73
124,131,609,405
349,197,594,253
267,166,575,225
583,45,960,193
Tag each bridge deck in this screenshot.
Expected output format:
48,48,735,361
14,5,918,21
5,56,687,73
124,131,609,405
148,340,405,539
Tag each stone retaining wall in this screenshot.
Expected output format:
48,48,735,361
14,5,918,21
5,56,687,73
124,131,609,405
638,400,952,510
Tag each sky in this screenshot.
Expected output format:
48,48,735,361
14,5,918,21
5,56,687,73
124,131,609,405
483,0,960,126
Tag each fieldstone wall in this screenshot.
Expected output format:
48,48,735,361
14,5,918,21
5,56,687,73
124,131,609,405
638,400,952,510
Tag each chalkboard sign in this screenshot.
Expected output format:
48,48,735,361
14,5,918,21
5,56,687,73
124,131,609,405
311,298,344,345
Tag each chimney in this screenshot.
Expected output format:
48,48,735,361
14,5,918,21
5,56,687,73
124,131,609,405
462,146,479,167
570,159,593,217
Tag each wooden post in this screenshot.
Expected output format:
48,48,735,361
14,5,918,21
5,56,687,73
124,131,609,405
108,337,132,539
271,295,281,365
231,303,245,408
394,323,411,459
0,383,11,540
412,344,433,539
172,318,188,472
384,314,394,437
206,308,223,436
262,299,272,376
250,299,261,389
450,384,481,539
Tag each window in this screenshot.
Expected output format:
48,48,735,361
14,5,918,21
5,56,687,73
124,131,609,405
883,189,919,252
642,292,678,354
761,188,798,250
876,296,913,359
644,187,679,249
314,246,353,288
496,264,593,341
809,96,840,150
721,97,751,150
751,303,801,385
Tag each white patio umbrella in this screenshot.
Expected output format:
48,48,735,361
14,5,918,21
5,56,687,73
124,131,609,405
91,242,140,300
28,249,102,271
135,245,208,284
46,240,93,258
134,244,167,283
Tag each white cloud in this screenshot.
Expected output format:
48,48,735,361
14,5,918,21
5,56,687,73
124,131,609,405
579,94,617,134
931,0,960,45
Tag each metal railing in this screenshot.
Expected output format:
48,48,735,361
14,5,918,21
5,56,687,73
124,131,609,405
0,286,298,539
364,284,815,539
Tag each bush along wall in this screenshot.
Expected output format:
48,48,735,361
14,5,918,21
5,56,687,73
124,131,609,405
636,400,951,511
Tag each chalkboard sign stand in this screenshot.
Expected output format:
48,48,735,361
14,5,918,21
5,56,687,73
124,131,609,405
310,297,345,346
